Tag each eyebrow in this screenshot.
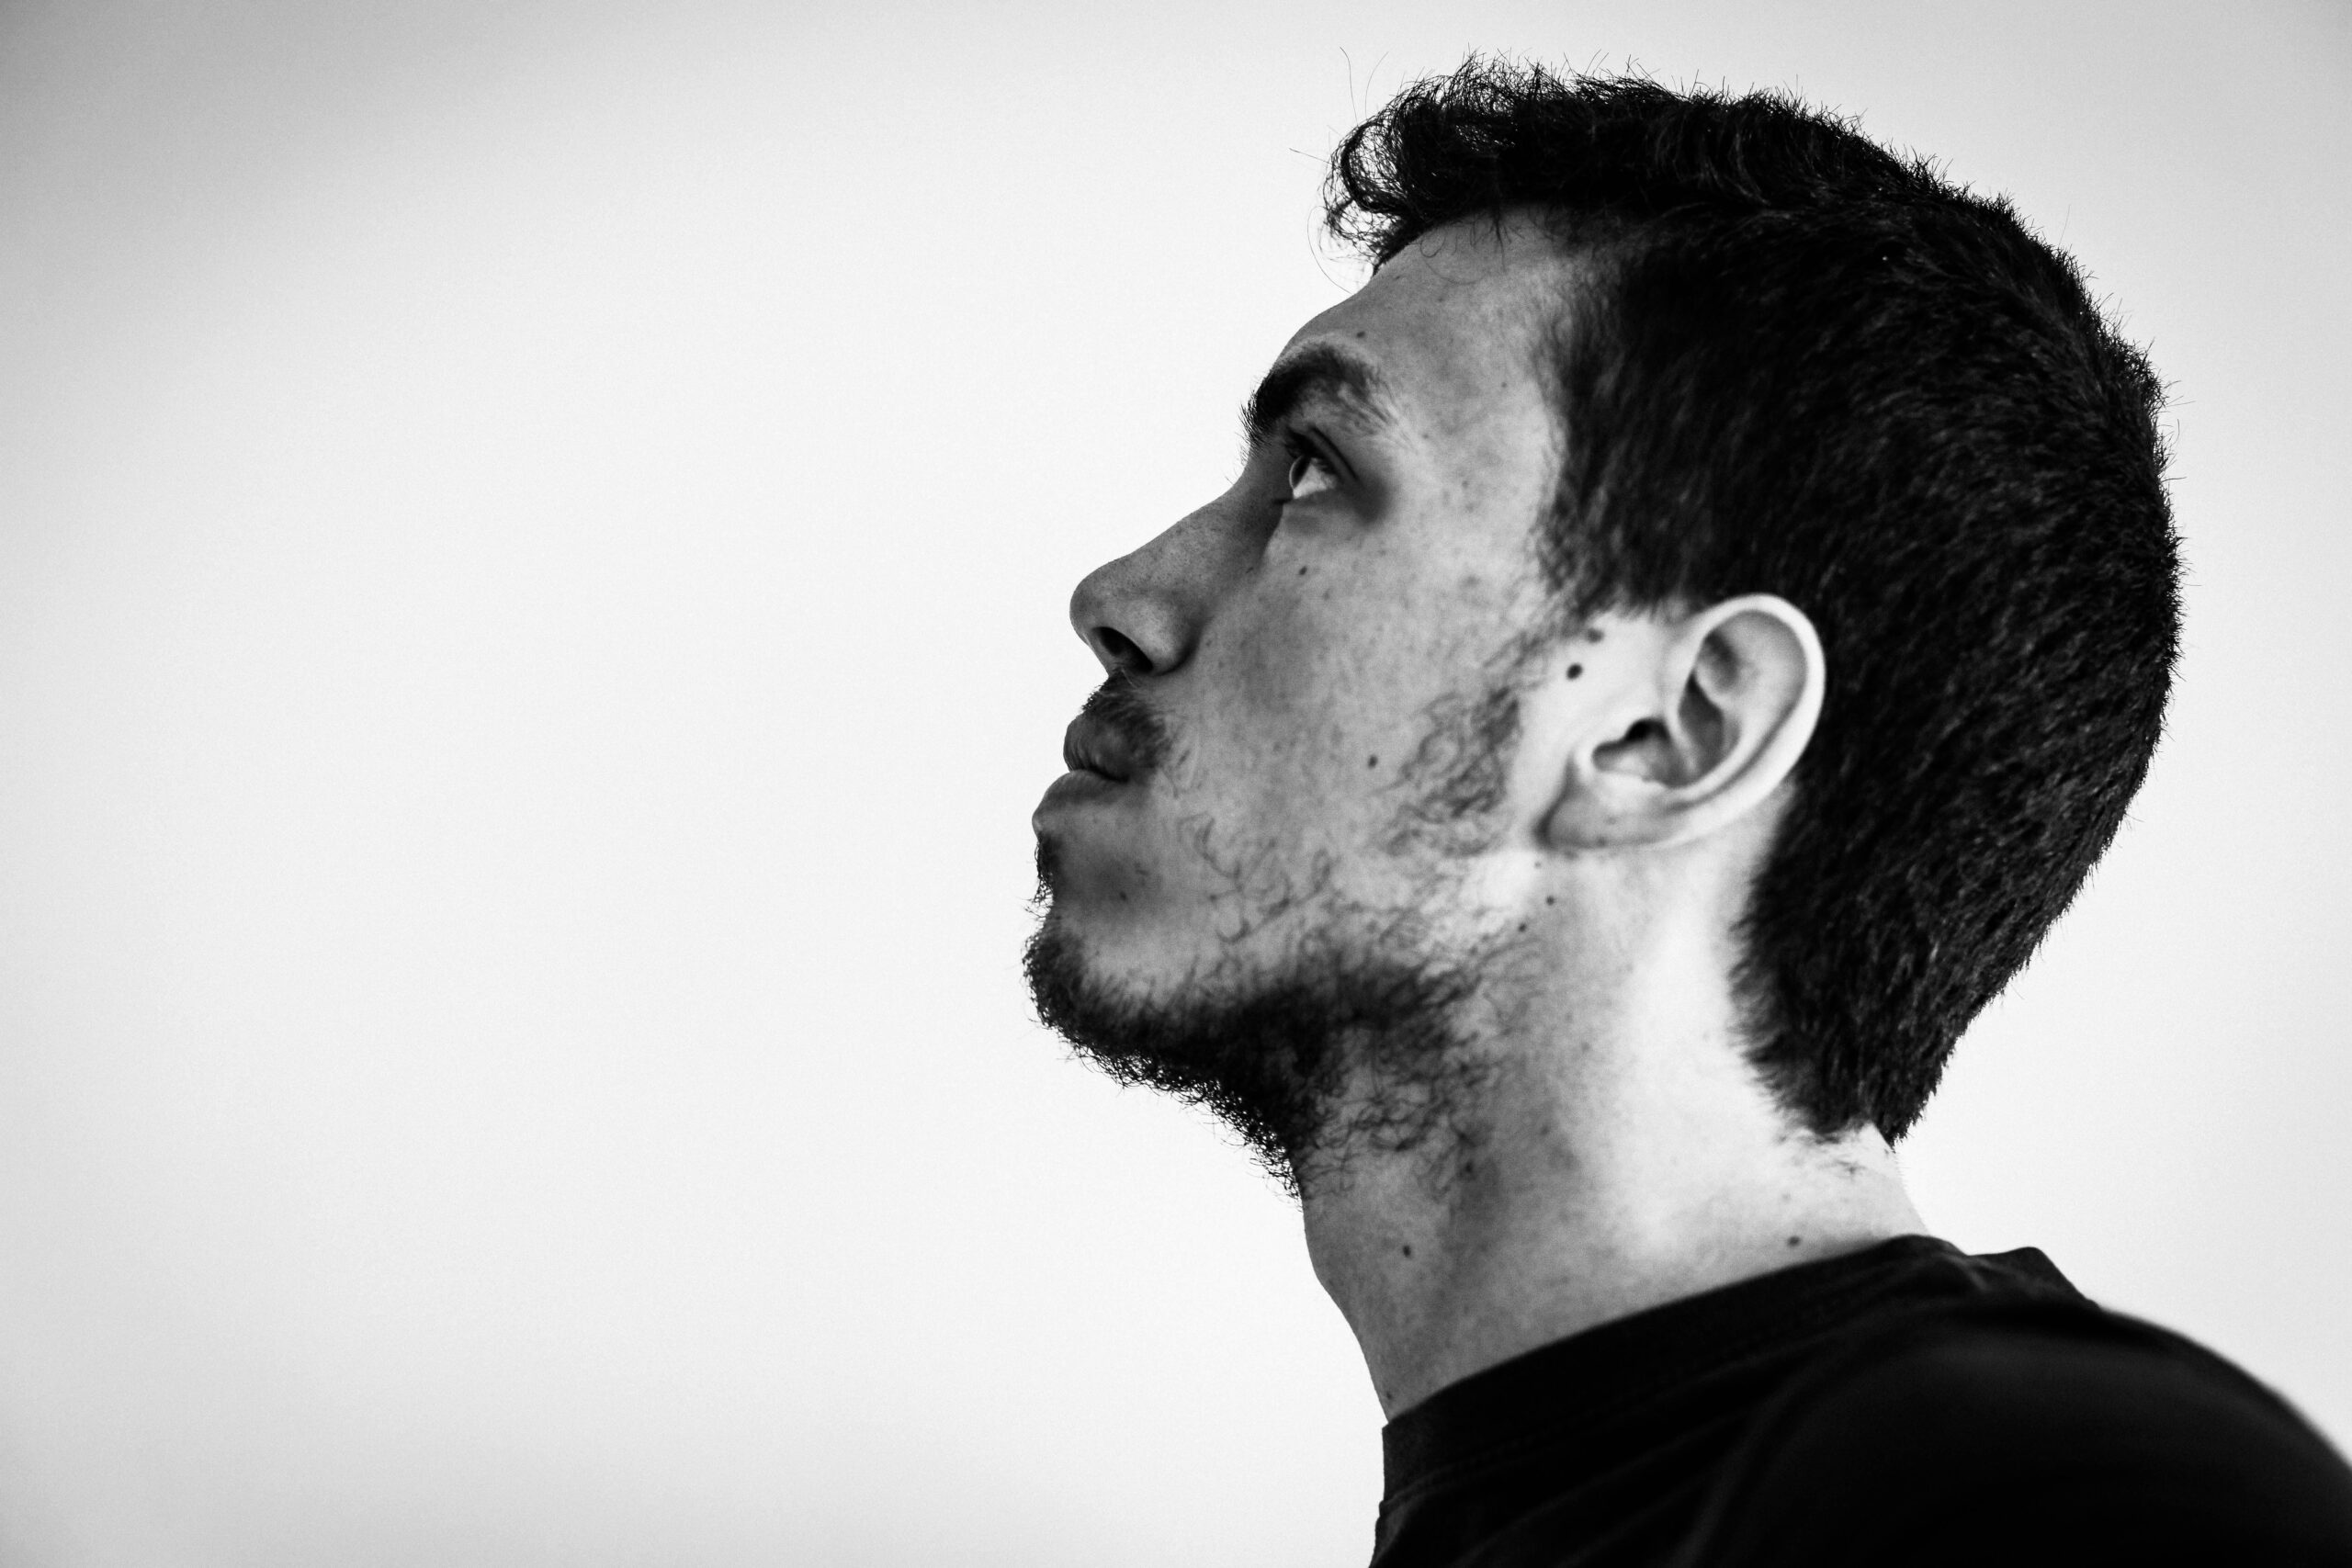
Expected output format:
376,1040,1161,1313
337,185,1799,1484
1240,342,1397,449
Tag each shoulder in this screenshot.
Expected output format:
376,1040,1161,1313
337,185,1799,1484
1678,1298,2352,1567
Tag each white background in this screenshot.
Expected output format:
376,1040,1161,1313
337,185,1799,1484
0,2,2346,1562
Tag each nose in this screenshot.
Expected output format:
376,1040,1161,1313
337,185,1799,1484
1067,509,1232,679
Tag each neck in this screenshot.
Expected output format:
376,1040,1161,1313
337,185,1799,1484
1298,1002,1924,1418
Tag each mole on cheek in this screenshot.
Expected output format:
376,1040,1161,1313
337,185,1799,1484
1566,664,1583,680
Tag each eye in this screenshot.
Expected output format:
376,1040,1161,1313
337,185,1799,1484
1283,446,1340,503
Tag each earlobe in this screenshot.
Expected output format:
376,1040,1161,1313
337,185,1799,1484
1544,596,1824,852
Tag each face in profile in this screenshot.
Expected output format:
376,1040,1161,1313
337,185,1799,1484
1026,217,1585,1185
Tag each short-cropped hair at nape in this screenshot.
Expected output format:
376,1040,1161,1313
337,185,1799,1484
1325,59,2179,1139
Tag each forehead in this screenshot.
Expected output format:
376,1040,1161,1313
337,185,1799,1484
1283,214,1576,434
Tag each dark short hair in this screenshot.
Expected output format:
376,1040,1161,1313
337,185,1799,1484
1327,62,2180,1138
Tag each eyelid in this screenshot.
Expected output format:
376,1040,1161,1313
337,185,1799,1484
1278,425,1354,484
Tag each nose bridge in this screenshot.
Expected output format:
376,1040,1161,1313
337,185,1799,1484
1068,502,1243,678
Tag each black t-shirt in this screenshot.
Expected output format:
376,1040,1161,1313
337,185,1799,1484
1370,1236,2352,1566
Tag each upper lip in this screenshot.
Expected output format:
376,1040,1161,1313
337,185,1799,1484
1062,713,1140,782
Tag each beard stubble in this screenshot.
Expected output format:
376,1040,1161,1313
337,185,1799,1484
1024,649,1537,1196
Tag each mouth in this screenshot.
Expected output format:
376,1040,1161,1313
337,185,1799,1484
1061,713,1139,783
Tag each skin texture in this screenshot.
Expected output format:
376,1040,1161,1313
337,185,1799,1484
1033,214,1924,1418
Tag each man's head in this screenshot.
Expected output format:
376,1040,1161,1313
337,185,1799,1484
1027,61,2177,1185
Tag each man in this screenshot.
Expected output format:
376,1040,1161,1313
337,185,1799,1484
1025,61,2352,1565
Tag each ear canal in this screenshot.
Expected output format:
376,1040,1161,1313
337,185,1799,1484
1594,716,1674,782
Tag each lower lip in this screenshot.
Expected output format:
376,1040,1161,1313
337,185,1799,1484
1036,769,1126,815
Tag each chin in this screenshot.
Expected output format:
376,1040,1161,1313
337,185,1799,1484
1025,896,1198,1014
1032,828,1190,961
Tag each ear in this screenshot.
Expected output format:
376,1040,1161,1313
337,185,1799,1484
1543,595,1824,852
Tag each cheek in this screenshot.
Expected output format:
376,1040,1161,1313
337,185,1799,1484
1230,599,1343,717
1201,577,1386,757
1189,572,1463,809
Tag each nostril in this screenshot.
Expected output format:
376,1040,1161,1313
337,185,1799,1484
1092,626,1152,675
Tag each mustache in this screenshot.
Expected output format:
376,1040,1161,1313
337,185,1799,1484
1080,676,1173,777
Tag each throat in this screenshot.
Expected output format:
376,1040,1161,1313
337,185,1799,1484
1301,1077,1925,1418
